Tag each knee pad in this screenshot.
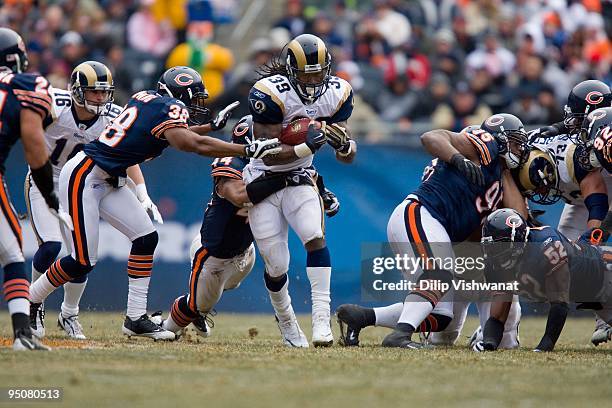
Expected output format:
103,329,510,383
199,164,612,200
260,239,289,277
33,241,62,273
132,231,159,254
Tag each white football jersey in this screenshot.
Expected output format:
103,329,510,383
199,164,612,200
531,132,611,205
43,88,122,181
248,74,353,172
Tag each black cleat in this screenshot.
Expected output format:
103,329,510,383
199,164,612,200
13,329,50,351
336,304,372,346
192,311,215,338
122,314,175,341
29,302,45,338
382,329,429,349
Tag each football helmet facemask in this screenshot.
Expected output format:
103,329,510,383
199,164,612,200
481,113,529,169
0,28,28,73
285,34,331,104
513,146,561,205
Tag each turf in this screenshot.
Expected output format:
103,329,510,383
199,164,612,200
0,312,610,408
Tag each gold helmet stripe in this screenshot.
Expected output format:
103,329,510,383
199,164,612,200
288,40,307,70
104,65,113,86
519,149,552,190
74,62,98,87
316,36,326,66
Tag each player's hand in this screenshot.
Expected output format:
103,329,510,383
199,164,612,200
305,122,326,154
50,207,74,231
245,138,282,159
578,227,610,246
210,101,240,131
321,187,340,217
322,121,350,151
450,153,485,187
135,184,164,224
539,125,560,138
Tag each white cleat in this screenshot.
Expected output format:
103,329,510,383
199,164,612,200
57,314,87,340
29,302,45,338
276,315,309,348
312,313,333,347
13,329,51,351
591,323,612,346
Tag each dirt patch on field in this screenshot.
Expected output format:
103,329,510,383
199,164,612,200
0,337,106,349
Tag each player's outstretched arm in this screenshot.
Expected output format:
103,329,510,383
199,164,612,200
501,170,528,218
534,263,570,352
475,297,512,352
420,129,480,163
217,178,250,208
254,121,325,165
164,127,280,159
580,170,608,229
21,108,57,209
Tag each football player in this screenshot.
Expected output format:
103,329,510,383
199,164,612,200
475,208,612,352
25,61,128,340
28,66,280,340
530,82,612,346
245,34,356,347
0,28,60,350
336,114,529,349
152,115,342,338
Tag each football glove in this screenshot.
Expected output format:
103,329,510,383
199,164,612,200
210,101,240,131
578,227,610,246
135,183,163,224
450,153,485,187
305,123,326,153
321,187,340,217
322,121,351,151
50,207,74,231
245,138,282,159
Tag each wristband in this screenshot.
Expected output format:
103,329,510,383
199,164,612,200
294,143,313,159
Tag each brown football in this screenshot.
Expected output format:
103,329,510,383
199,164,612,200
280,118,317,146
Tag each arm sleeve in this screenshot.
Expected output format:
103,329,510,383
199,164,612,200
463,130,499,166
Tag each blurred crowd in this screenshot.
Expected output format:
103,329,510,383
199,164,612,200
1,0,611,141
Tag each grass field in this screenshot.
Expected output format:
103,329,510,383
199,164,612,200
0,312,611,408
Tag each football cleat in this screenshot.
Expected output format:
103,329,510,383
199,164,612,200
57,314,86,340
336,304,371,346
122,314,175,341
192,312,215,338
468,326,483,348
591,322,612,346
275,315,309,348
312,313,333,347
13,329,51,351
29,302,45,338
150,311,186,340
382,329,430,349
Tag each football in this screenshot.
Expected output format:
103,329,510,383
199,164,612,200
280,118,318,145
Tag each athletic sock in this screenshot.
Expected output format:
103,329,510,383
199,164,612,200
61,280,87,317
126,253,153,320
165,295,197,332
306,266,331,317
264,272,294,322
31,261,43,282
397,295,435,329
374,302,404,328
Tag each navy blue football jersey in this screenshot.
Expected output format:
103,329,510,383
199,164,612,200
414,130,503,242
200,155,253,258
0,72,52,173
517,226,606,302
83,90,189,177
